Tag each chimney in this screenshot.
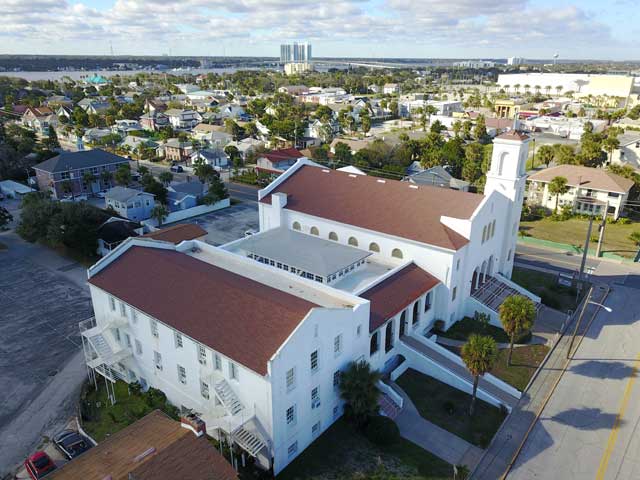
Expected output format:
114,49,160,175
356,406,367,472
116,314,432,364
180,413,206,437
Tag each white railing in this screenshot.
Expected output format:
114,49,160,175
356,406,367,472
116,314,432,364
377,380,403,409
79,317,97,332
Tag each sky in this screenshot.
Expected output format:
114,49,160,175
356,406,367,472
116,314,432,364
1,0,638,60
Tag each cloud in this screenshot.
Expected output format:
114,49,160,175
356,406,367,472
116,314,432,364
0,0,622,57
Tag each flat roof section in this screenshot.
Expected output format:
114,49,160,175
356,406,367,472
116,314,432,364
229,227,372,278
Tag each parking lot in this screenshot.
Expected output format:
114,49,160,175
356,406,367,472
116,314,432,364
176,201,259,246
0,235,93,477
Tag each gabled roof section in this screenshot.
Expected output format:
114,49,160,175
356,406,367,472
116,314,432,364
142,223,207,244
261,164,481,250
360,263,440,332
88,246,317,375
33,149,129,174
528,165,634,194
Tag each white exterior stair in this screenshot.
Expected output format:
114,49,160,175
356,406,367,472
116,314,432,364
214,379,244,416
232,424,266,457
88,332,113,359
378,392,401,420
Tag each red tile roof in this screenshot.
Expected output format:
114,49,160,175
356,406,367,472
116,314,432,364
262,148,304,163
89,246,317,375
360,264,440,332
261,165,482,250
496,130,529,141
142,223,207,244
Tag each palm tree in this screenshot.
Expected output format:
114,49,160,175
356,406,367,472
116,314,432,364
100,170,113,189
151,204,169,226
603,136,620,163
537,144,555,167
534,85,541,95
158,171,173,186
461,334,498,416
544,85,552,96
499,295,536,365
548,176,569,213
524,84,530,95
555,85,563,97
514,83,521,95
82,171,96,193
338,360,382,428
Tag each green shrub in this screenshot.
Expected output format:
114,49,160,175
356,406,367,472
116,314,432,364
540,292,561,309
442,400,456,415
363,415,400,446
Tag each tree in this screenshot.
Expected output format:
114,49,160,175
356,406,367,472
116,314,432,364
158,171,173,186
202,175,229,205
333,142,352,165
361,114,371,135
548,176,569,214
82,171,96,192
193,158,216,183
473,115,489,143
461,334,498,416
0,206,13,229
224,145,241,163
536,144,555,167
44,125,60,151
143,178,168,205
629,231,640,246
499,295,536,365
462,143,484,183
137,165,150,176
151,204,169,226
100,170,113,188
338,360,382,428
554,144,576,165
114,164,132,186
603,135,620,163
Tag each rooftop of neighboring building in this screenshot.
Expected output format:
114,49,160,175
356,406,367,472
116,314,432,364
407,166,470,191
33,149,129,174
360,263,440,332
106,186,154,203
89,244,326,375
261,164,483,250
46,410,236,480
226,227,372,278
260,147,304,163
528,165,634,194
142,223,207,244
169,180,206,197
98,218,141,244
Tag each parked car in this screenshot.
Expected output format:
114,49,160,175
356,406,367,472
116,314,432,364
170,165,184,173
53,430,93,459
24,451,56,479
96,191,107,198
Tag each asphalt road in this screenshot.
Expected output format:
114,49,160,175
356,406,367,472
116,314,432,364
507,261,640,480
516,243,600,276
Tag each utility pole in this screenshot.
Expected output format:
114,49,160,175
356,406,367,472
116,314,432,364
567,286,593,359
595,202,608,258
576,215,594,300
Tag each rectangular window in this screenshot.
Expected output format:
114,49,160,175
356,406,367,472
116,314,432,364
150,319,158,338
154,351,162,371
174,332,183,348
286,367,296,391
119,302,127,317
452,287,457,301
334,334,342,356
229,362,238,380
287,441,298,458
311,387,320,409
109,296,116,311
310,350,319,373
201,380,210,399
286,405,296,425
177,365,187,384
424,292,432,312
125,333,131,347
198,344,207,365
312,421,321,438
333,370,341,391
214,354,222,370
131,309,138,323
114,328,121,343
135,339,142,355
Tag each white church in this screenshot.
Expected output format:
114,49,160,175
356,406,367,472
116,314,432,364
79,131,540,474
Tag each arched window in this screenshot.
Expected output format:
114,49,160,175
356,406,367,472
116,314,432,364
348,236,358,247
329,231,338,241
369,242,380,253
292,221,301,231
491,220,496,238
370,332,379,355
412,302,419,325
498,152,507,176
310,226,319,236
482,225,487,243
391,248,403,259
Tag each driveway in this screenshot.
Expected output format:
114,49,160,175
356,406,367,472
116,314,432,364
175,201,259,246
0,232,92,477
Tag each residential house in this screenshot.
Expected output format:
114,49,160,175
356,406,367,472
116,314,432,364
80,132,535,475
160,139,194,164
191,148,229,169
191,123,232,146
167,180,206,211
22,106,57,134
120,135,159,154
46,410,237,480
32,149,129,199
142,223,208,244
165,109,201,129
44,95,73,108
220,105,248,121
226,138,265,160
383,83,399,94
610,132,640,169
97,217,142,257
78,98,111,115
368,84,381,94
112,119,143,136
405,166,470,192
144,98,167,114
83,127,113,145
527,164,634,219
278,85,309,96
105,186,156,221
140,111,169,131
256,148,305,174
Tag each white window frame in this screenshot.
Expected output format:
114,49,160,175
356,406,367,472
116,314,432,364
125,333,131,348
333,370,341,391
310,350,319,373
154,351,162,371
119,302,127,317
109,296,116,312
286,405,296,426
286,367,296,392
177,364,187,384
150,319,158,338
229,361,238,381
333,334,342,356
197,344,207,365
200,380,210,399
214,353,222,371
287,441,298,458
312,421,321,438
311,386,320,410
174,331,183,348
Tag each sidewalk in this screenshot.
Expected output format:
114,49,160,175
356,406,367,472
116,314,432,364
436,336,548,350
469,286,609,479
390,381,484,468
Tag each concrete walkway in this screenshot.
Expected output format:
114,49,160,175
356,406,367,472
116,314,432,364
389,380,484,468
401,336,519,409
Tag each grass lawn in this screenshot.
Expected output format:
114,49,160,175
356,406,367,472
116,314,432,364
278,418,453,480
80,380,179,442
511,266,580,312
520,216,640,258
438,317,511,344
491,345,550,392
396,369,506,449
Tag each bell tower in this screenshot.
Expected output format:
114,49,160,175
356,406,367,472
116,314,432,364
484,131,530,277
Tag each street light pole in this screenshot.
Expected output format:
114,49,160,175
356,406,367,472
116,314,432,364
567,286,592,359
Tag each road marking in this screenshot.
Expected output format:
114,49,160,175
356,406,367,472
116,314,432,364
595,352,640,480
